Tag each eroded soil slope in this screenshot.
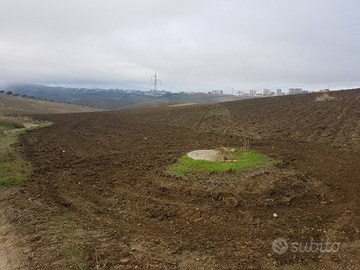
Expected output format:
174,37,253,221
15,89,360,269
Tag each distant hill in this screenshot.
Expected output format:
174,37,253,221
72,94,257,110
4,83,257,110
0,94,104,115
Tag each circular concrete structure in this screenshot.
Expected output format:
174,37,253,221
187,150,223,162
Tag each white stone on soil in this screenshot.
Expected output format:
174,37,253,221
187,150,223,162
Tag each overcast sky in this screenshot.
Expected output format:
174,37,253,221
0,0,359,93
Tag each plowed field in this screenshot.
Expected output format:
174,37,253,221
16,89,360,269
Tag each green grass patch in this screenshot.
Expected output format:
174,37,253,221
16,122,53,134
167,148,277,179
0,126,13,131
56,215,70,222
61,243,91,270
0,133,32,187
0,120,52,187
55,215,80,231
0,132,17,147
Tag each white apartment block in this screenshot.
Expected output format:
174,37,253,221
211,90,223,95
248,89,256,96
288,88,302,94
261,88,271,95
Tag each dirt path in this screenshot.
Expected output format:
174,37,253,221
0,123,38,270
0,191,27,270
0,220,22,270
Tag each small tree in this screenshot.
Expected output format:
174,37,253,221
6,91,13,95
0,90,4,94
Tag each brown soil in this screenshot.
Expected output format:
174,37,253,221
72,94,253,110
8,89,360,269
72,98,146,110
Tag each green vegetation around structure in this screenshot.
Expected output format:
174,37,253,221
167,148,278,179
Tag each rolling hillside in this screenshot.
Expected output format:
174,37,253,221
0,94,104,115
4,88,360,269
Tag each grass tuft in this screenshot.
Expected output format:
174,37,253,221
61,243,91,270
0,133,32,187
0,116,25,130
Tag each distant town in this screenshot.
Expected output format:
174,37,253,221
1,84,332,101
107,87,326,96
0,83,337,110
170,87,329,96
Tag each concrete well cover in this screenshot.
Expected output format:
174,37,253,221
187,150,222,162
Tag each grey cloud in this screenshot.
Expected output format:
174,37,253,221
0,0,359,92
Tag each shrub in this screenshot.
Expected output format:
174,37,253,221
316,93,335,101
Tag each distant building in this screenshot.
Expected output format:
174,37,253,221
235,90,244,96
211,90,223,95
288,88,302,94
109,88,124,92
143,91,153,96
248,89,256,96
261,88,271,95
155,90,171,95
275,89,282,95
125,90,142,94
